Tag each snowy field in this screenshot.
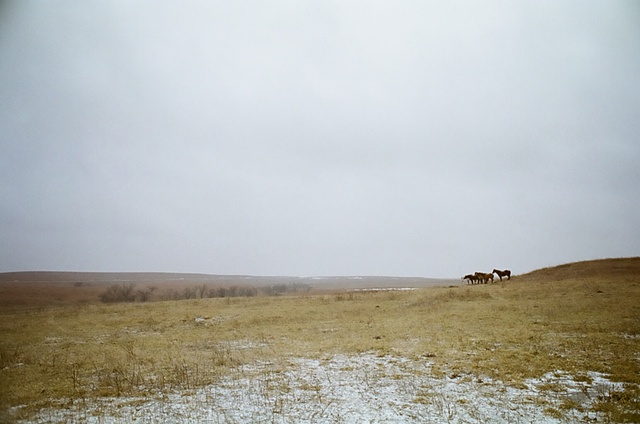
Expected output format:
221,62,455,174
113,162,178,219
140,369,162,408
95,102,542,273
17,353,626,423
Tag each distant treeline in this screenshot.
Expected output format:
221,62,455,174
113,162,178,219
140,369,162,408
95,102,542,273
99,282,311,303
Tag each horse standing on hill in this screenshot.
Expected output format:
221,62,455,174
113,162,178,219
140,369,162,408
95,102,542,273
492,269,511,281
462,274,480,284
474,272,494,284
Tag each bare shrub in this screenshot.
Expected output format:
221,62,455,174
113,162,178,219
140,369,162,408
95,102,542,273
238,286,258,297
182,286,197,299
99,283,136,303
197,284,208,299
135,288,151,302
213,287,228,298
203,285,258,298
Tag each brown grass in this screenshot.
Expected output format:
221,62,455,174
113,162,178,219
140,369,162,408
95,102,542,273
1,257,639,421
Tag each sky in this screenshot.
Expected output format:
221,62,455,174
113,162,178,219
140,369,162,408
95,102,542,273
1,1,639,278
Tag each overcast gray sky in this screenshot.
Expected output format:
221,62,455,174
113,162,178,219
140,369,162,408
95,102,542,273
1,1,639,277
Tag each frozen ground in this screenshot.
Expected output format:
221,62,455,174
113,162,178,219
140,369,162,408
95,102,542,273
17,353,628,423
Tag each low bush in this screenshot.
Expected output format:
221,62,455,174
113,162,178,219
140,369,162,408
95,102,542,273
99,283,136,303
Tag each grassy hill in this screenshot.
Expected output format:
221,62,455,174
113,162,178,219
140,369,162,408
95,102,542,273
516,257,640,282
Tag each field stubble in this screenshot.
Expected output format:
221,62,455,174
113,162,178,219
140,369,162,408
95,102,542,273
1,258,639,422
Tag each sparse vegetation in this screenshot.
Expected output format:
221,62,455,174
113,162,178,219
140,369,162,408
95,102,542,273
97,282,311,303
99,282,135,302
1,258,639,422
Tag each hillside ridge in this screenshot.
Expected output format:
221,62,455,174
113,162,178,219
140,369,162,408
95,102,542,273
517,257,640,281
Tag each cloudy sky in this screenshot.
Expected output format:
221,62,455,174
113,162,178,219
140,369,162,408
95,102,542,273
1,1,639,277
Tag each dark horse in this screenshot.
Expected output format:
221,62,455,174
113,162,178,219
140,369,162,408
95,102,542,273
492,269,511,281
462,274,480,284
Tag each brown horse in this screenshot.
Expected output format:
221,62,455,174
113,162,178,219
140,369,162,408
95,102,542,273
474,272,494,284
462,274,479,284
492,269,511,281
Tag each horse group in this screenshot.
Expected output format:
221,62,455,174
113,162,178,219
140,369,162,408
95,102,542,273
463,269,511,285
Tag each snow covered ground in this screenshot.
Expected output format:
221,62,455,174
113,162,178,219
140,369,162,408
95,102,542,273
17,353,627,423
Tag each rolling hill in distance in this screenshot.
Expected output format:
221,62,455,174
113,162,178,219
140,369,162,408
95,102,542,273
1,257,638,308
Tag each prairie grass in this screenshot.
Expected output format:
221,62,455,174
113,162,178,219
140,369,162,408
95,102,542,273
1,258,639,421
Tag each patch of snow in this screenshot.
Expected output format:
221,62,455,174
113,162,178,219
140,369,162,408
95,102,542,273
18,354,631,423
525,370,626,407
619,333,640,340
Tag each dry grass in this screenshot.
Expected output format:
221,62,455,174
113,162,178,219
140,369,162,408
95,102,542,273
1,258,639,421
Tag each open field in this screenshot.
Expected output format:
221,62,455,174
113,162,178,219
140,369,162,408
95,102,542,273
1,258,639,422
